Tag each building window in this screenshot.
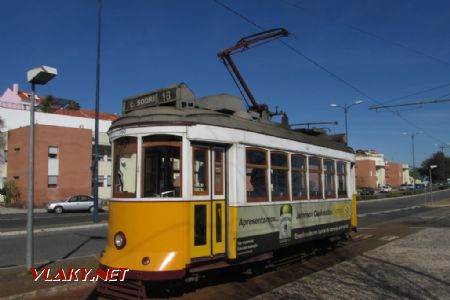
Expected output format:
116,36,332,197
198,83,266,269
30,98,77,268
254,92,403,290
291,154,307,200
4,150,7,162
113,137,137,198
271,152,289,201
309,157,322,199
214,148,224,195
246,148,268,202
192,146,209,195
14,147,20,152
48,175,57,188
48,146,58,159
107,175,112,187
13,176,20,180
337,162,347,197
324,160,336,198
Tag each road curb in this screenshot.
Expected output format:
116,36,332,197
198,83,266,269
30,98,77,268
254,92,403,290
0,223,107,237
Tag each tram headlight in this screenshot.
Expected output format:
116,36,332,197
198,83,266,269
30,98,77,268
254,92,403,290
114,231,126,250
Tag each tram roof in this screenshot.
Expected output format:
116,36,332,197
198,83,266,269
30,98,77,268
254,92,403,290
112,83,354,153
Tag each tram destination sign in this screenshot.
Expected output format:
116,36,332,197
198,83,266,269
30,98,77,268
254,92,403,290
123,87,178,113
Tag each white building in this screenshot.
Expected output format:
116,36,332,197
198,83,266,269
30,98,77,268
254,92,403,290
0,83,118,201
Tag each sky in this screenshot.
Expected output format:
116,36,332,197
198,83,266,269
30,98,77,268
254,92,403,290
1,0,450,166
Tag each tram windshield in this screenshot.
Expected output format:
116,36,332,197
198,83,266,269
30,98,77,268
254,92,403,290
142,135,182,198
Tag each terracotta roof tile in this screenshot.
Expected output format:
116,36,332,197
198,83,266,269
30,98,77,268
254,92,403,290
53,109,119,121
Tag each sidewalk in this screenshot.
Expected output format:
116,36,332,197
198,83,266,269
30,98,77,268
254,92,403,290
0,207,47,215
0,206,109,215
0,255,99,299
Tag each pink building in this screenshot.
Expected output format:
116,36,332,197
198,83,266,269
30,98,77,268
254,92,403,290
0,83,43,110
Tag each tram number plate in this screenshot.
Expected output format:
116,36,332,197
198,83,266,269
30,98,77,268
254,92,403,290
123,88,177,112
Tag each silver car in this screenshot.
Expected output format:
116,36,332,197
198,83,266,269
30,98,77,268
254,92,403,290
47,195,102,214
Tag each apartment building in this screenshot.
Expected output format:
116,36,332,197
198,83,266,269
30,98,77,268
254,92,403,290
0,83,117,205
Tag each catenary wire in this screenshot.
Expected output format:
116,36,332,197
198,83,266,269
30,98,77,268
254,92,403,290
213,0,448,145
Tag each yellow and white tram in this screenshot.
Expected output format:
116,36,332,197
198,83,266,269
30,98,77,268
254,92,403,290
99,83,357,283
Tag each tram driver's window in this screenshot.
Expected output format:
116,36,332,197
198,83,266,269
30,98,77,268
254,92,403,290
246,148,268,202
142,143,181,198
113,137,137,198
309,157,323,199
193,146,209,195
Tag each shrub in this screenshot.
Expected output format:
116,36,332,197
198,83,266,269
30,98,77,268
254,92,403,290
3,180,20,205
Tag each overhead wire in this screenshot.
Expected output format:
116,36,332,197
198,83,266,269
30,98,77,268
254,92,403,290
281,0,450,106
280,0,450,67
213,0,448,145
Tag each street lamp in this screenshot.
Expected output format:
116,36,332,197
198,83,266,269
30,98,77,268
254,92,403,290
429,165,437,205
26,65,58,270
330,100,363,145
402,131,423,191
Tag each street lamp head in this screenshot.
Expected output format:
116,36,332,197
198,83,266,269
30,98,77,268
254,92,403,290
27,65,58,85
354,100,363,105
430,165,438,169
330,103,337,107
402,132,408,136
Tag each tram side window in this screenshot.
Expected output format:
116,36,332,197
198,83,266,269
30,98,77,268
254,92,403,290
271,152,289,201
246,148,268,202
337,162,348,197
309,157,323,199
214,149,224,195
113,137,137,198
291,155,307,200
193,147,209,195
142,144,181,198
324,159,336,198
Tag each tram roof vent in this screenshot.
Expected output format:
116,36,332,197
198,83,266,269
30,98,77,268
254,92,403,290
196,93,243,114
122,83,195,114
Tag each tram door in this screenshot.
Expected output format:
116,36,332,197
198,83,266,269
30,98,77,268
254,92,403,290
190,146,226,259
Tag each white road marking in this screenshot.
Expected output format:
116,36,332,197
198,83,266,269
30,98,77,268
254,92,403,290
353,234,373,240
0,223,107,237
379,235,399,241
358,205,421,217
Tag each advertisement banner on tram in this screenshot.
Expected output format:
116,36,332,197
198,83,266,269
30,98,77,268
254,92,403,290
236,201,351,257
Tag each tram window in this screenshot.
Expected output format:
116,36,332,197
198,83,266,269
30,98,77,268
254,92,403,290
214,149,224,195
194,205,207,246
291,155,307,200
324,160,336,198
309,157,323,199
246,148,268,202
271,152,289,201
337,161,348,197
193,147,209,195
142,145,181,198
113,137,137,198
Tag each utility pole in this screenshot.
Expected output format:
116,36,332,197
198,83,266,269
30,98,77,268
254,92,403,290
93,0,102,223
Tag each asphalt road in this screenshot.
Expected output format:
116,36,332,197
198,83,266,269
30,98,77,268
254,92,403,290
0,211,108,231
0,189,449,269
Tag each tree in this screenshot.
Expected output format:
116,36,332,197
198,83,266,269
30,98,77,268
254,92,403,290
38,95,56,113
66,100,80,110
421,151,450,182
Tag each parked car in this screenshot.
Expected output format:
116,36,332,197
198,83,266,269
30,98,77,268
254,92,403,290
415,183,426,189
380,185,392,193
400,184,414,190
47,195,102,214
360,187,375,195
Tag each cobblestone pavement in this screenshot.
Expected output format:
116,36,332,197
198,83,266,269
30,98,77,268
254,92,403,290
253,227,450,300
